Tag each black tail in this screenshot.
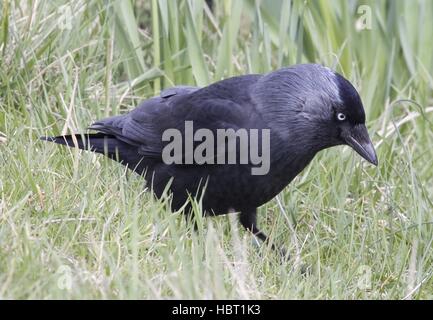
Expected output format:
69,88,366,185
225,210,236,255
40,133,121,155
41,133,154,174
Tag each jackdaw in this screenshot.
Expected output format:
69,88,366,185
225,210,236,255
42,64,378,250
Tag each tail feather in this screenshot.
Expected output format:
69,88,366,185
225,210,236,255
40,133,132,159
40,133,154,174
41,133,111,152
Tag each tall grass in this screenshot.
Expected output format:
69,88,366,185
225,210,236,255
0,0,432,299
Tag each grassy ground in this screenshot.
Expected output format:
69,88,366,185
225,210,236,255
1,0,432,299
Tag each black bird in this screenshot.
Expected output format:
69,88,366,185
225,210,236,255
42,64,377,250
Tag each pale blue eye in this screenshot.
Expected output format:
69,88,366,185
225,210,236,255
337,113,346,121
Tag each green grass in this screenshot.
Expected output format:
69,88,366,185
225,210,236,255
1,0,433,299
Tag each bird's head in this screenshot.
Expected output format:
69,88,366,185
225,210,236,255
253,64,378,166
325,72,378,165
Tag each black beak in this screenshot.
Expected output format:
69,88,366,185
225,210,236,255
343,124,378,166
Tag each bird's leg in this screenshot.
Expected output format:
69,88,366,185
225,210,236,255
239,209,290,261
182,203,199,232
239,208,286,256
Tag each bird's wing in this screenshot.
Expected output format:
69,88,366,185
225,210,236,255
88,84,254,160
89,86,199,146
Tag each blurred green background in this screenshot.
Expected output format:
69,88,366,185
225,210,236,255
0,0,432,299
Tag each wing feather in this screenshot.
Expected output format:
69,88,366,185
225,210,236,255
88,78,260,161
